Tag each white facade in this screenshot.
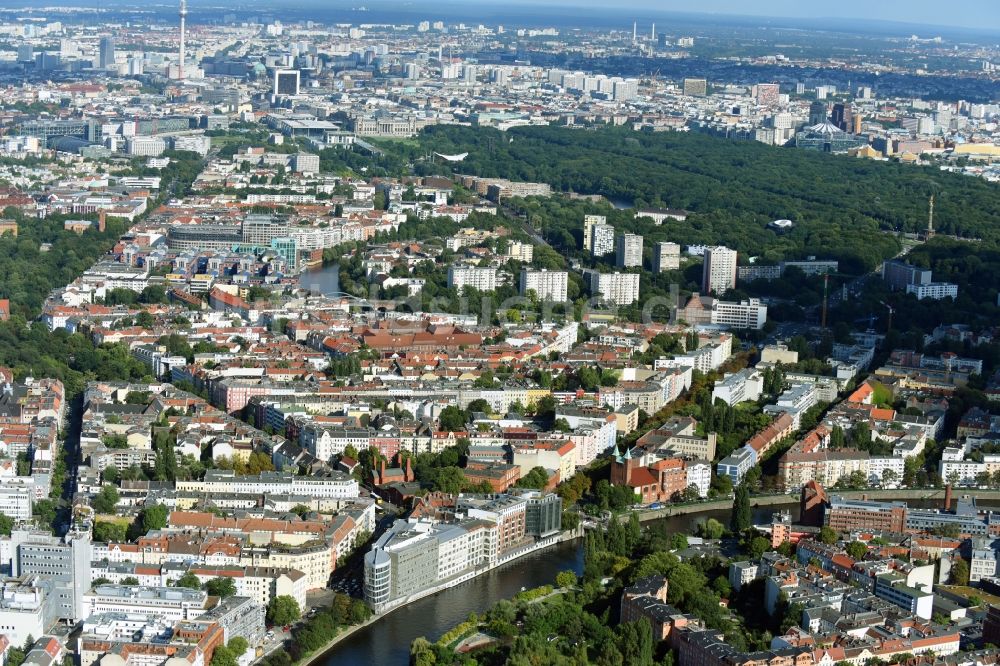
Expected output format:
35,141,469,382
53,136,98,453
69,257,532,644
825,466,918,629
906,282,958,300
702,246,737,295
519,269,568,302
711,369,763,406
587,271,640,306
448,266,499,292
712,299,768,330
590,223,614,257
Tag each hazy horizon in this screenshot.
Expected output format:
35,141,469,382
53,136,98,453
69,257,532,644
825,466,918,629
493,0,1000,32
0,0,997,35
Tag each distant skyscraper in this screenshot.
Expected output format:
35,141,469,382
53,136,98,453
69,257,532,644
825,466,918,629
702,246,737,295
808,101,829,126
273,69,301,96
98,36,116,69
831,103,853,132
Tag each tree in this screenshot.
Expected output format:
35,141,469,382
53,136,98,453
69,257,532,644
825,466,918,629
699,518,725,540
950,559,970,586
730,485,751,533
32,499,56,529
93,520,127,543
0,512,13,536
205,577,237,598
555,570,576,588
210,644,237,666
92,484,120,514
845,541,868,560
267,595,300,625
438,405,467,432
227,638,248,658
175,572,202,589
142,504,169,532
516,466,550,490
748,536,771,560
819,526,838,545
102,465,120,484
881,468,898,487
669,533,689,550
121,576,139,586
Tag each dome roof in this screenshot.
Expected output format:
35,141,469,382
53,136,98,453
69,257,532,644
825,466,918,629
805,122,845,135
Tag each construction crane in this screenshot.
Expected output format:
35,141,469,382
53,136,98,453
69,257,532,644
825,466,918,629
879,301,895,333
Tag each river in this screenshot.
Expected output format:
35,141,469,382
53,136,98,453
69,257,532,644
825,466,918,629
299,262,340,296
320,505,785,665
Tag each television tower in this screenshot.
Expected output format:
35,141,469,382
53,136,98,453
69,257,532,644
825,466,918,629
632,21,637,43
651,23,656,41
179,0,187,80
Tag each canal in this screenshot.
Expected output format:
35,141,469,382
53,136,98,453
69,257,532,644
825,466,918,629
321,505,786,665
299,262,340,296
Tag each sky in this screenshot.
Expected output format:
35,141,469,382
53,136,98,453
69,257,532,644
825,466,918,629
492,0,1000,32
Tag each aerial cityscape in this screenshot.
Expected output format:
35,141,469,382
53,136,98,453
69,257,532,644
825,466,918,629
0,0,998,665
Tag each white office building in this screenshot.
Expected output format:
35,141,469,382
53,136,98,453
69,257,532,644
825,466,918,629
906,282,958,300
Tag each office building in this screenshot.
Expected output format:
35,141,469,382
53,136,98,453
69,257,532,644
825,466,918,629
825,496,908,533
883,259,931,291
590,223,614,257
682,295,767,330
0,576,57,647
585,270,640,306
716,447,756,486
615,233,643,268
701,246,737,295
683,78,708,97
10,529,92,622
273,69,301,96
652,242,680,272
519,269,568,302
125,136,167,157
907,282,958,300
241,214,290,246
98,36,116,69
82,585,209,622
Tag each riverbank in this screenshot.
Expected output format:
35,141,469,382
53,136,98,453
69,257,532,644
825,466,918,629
297,616,381,666
631,487,1000,522
293,526,584,666
371,527,581,616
